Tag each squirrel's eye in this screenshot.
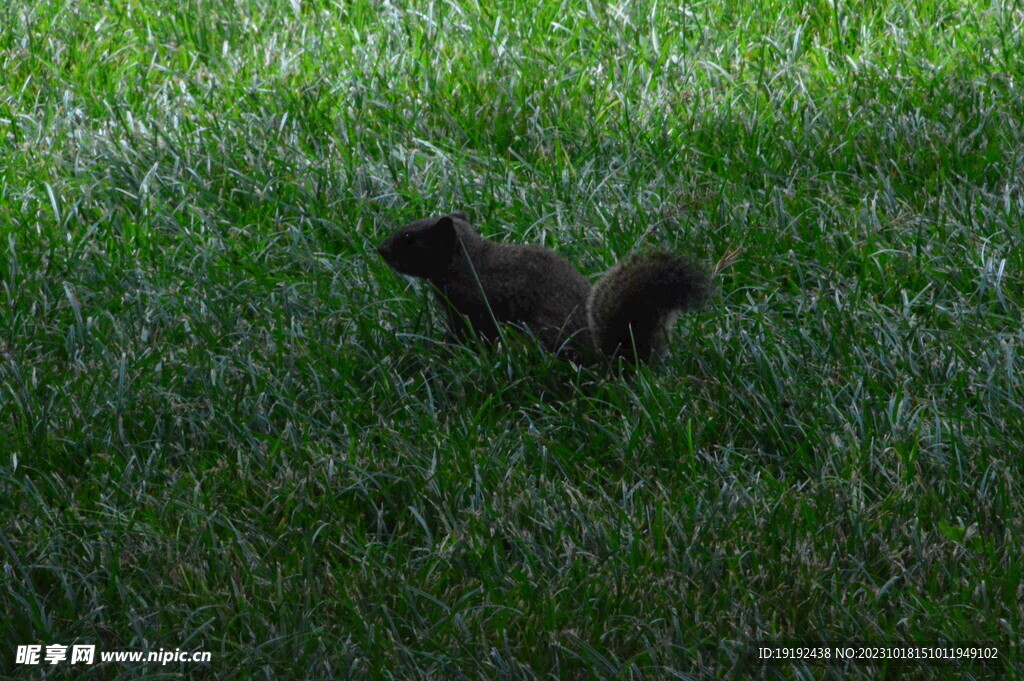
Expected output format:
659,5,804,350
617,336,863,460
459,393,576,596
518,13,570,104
404,233,414,242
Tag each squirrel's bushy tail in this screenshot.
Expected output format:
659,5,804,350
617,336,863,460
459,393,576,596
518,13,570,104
587,252,713,362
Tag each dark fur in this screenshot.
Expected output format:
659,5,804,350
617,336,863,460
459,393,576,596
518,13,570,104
378,212,712,362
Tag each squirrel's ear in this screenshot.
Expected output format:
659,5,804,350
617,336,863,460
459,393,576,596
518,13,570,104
432,215,455,236
448,210,468,220
431,216,458,251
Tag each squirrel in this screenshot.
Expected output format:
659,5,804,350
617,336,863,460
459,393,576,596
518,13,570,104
377,211,714,363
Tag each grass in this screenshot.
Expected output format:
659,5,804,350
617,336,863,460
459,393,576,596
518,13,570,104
1,0,1022,678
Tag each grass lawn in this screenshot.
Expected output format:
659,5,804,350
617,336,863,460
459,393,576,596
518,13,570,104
1,0,1022,678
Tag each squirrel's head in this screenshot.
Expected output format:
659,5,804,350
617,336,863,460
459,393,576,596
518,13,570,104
378,213,465,279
